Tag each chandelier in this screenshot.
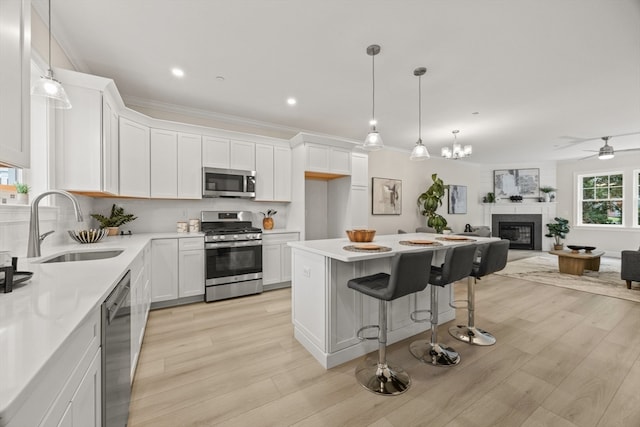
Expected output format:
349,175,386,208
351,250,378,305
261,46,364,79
441,130,471,159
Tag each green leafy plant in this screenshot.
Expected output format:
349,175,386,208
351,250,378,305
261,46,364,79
539,186,556,194
14,183,29,194
260,209,277,218
91,204,137,228
545,217,570,246
417,173,448,233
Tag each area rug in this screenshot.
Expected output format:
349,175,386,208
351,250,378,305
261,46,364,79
495,254,640,303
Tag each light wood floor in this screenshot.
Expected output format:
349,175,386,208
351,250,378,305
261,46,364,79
128,273,640,427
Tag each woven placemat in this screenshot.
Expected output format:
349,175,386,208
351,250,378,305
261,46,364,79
343,245,392,253
399,240,443,247
435,237,477,242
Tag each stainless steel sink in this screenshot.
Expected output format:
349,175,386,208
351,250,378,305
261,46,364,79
39,249,124,264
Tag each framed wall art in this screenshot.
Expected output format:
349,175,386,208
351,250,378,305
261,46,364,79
448,185,467,214
372,177,402,215
493,168,540,199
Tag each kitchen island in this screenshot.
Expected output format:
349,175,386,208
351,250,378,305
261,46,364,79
288,232,494,369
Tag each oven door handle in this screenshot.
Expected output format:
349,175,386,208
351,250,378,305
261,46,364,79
205,240,262,249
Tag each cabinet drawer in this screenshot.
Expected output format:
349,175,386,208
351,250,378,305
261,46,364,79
262,232,299,245
179,237,204,251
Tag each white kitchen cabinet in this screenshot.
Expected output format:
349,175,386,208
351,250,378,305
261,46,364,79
55,82,119,195
0,0,30,168
255,144,292,202
202,136,230,168
151,239,179,302
119,117,150,198
305,143,351,175
130,242,151,382
230,140,255,170
178,237,205,298
150,128,178,198
262,232,299,288
350,152,368,187
14,309,102,427
177,133,202,199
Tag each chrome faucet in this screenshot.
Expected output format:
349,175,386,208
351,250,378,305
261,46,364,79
27,190,84,258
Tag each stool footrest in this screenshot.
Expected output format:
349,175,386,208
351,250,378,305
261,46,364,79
449,325,496,346
449,298,469,309
410,309,431,323
356,324,380,340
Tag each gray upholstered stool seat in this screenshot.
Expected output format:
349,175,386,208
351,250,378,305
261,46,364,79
409,244,476,366
449,239,510,346
347,250,433,395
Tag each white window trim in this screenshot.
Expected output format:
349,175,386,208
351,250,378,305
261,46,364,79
634,169,640,227
576,170,624,227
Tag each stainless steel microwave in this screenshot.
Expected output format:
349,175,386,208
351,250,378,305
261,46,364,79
202,167,256,198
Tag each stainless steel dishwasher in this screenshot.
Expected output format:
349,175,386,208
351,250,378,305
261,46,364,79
102,270,131,427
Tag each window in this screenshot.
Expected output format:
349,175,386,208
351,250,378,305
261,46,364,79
635,169,640,227
578,172,623,225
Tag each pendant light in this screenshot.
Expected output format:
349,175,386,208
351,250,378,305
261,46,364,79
441,130,472,159
31,0,72,109
598,136,614,160
410,67,430,160
363,44,383,151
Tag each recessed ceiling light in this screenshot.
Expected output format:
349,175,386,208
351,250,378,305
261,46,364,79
472,112,479,115
287,97,297,105
171,68,185,78
216,76,225,81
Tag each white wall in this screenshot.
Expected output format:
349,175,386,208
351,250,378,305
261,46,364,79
556,152,640,255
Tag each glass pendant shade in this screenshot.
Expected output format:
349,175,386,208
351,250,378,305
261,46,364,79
31,70,72,109
410,140,430,160
441,130,471,159
363,129,384,151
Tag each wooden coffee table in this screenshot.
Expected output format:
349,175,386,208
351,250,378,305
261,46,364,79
549,250,604,276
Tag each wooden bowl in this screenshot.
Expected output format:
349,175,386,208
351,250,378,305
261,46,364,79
346,229,376,242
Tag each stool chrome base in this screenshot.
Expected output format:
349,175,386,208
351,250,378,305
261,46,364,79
409,340,460,367
449,325,496,346
355,358,411,395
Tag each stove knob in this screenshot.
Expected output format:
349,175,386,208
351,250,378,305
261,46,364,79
219,235,226,240
233,234,239,239
247,233,254,239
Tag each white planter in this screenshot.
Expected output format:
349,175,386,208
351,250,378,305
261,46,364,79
15,193,28,205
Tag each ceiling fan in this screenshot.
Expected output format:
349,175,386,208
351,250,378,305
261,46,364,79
554,131,640,151
579,136,640,160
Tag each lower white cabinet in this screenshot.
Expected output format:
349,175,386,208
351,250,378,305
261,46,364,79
262,232,299,288
131,242,151,382
178,237,205,298
151,237,204,306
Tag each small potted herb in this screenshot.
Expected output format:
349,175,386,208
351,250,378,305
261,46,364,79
91,204,137,236
539,186,556,202
260,209,277,230
14,183,29,205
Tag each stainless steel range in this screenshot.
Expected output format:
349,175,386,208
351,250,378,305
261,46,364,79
201,211,263,302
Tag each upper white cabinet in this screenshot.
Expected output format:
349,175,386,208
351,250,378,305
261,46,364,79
202,136,230,168
151,130,202,199
150,129,178,198
120,117,150,198
230,140,255,171
0,0,30,168
202,137,255,171
351,153,368,187
305,143,351,175
255,144,292,202
55,81,119,195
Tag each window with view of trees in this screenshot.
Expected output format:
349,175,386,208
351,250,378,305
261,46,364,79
579,172,623,225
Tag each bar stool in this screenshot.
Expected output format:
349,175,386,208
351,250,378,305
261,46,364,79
409,244,476,366
449,239,510,345
347,250,434,395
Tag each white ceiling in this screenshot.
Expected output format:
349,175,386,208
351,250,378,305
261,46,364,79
35,0,640,163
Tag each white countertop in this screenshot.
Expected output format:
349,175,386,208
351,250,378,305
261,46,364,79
0,232,202,424
288,232,496,262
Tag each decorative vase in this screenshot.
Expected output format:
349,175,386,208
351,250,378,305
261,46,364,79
262,217,274,230
15,193,28,205
106,227,119,236
544,193,551,203
553,243,564,251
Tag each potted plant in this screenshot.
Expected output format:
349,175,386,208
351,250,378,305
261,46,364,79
539,186,556,202
14,183,29,204
260,209,277,230
545,217,570,250
417,173,448,233
91,204,137,236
